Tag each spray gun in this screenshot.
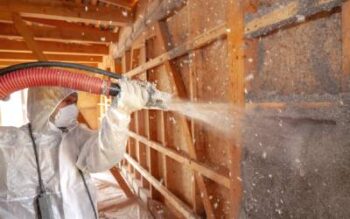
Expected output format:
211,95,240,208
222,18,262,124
143,82,172,110
117,78,172,110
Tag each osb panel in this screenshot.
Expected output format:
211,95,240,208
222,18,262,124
247,11,342,100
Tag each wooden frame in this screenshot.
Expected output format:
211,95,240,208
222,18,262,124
113,0,348,218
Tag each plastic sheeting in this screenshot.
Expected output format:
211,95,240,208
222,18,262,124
92,172,153,219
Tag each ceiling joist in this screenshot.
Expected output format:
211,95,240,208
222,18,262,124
0,38,109,55
0,0,134,26
0,52,103,63
0,60,99,68
0,22,118,44
12,12,47,61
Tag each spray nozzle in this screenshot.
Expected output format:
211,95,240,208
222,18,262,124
144,83,172,110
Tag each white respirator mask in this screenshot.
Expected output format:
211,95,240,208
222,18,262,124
53,104,79,128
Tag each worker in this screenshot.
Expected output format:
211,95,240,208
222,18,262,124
0,79,149,218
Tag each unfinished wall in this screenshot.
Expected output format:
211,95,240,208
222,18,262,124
117,0,350,218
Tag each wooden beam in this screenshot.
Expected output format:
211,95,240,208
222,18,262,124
226,0,244,218
24,17,117,36
342,1,350,91
245,0,345,38
124,154,198,219
110,166,134,198
0,0,133,26
155,21,215,219
127,131,230,188
0,52,103,63
124,23,227,78
0,61,99,69
12,13,47,61
112,0,187,58
0,38,108,55
0,22,118,44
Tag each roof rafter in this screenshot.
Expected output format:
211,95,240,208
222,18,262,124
0,38,108,55
0,0,134,26
0,22,118,44
0,52,103,63
12,12,47,61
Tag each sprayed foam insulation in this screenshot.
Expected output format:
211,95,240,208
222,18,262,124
240,3,350,218
246,9,342,99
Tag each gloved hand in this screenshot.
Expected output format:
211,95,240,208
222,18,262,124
112,78,150,115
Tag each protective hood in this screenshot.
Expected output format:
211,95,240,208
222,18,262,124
27,87,75,132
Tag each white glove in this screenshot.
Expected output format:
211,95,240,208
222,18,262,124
113,78,150,114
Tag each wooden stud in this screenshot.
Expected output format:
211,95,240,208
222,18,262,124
342,1,350,91
110,166,134,198
12,13,47,61
226,1,245,218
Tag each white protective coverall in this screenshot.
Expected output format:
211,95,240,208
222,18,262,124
0,85,138,219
